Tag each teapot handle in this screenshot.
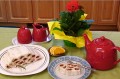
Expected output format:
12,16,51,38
113,46,120,65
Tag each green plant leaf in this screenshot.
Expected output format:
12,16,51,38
77,29,84,36
53,27,62,31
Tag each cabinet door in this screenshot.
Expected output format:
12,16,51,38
97,0,119,25
0,0,7,22
117,4,120,31
32,0,59,23
60,0,97,24
5,0,33,23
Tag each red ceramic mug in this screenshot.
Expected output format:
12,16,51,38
32,23,49,42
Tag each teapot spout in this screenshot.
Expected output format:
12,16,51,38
83,34,91,46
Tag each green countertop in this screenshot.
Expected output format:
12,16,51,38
0,28,120,79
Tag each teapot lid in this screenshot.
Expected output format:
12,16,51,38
94,36,114,46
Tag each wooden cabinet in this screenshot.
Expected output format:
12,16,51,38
5,0,33,23
32,0,59,23
0,0,7,22
0,0,120,31
92,0,119,31
97,0,119,25
117,4,120,31
0,0,60,23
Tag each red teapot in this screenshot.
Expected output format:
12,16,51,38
17,26,32,44
83,34,120,70
32,23,49,42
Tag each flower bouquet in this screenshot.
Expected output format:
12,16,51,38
47,0,94,48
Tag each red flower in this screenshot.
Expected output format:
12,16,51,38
66,0,79,12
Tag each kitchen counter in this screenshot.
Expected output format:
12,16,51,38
0,27,120,79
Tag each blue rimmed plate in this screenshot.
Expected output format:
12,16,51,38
48,56,91,79
0,45,50,76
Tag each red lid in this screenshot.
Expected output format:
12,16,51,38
94,36,114,46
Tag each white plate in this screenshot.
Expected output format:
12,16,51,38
12,35,53,45
48,56,91,79
0,45,50,76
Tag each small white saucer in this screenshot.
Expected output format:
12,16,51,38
12,35,53,45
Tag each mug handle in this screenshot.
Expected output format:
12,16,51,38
113,46,120,65
45,27,50,37
38,25,49,36
32,23,43,28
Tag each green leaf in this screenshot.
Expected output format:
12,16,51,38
77,29,84,36
53,27,62,31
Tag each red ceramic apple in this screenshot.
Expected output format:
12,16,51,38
17,26,32,44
